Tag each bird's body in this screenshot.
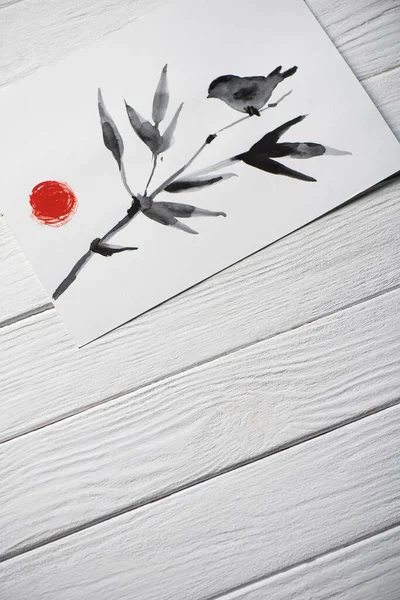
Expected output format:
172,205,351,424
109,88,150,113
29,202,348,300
208,66,297,115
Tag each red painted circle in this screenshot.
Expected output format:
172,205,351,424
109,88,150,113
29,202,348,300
29,180,78,227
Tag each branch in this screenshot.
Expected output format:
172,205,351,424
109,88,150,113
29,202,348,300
144,154,158,196
149,90,292,199
53,90,292,301
217,91,292,135
101,197,141,242
52,161,140,300
53,250,93,300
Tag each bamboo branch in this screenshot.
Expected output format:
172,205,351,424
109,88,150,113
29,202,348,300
144,154,158,196
53,250,93,300
52,160,140,300
217,91,292,134
53,90,292,301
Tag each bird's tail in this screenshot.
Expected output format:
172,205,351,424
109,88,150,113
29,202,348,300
281,65,297,79
268,65,298,79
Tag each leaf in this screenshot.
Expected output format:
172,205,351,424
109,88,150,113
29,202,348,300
142,203,198,234
249,115,307,155
240,153,316,182
90,238,138,257
158,201,226,218
285,142,327,159
188,158,240,178
159,103,184,153
165,172,237,193
321,145,352,157
152,64,169,125
98,89,124,169
271,142,351,159
125,102,163,153
154,201,195,218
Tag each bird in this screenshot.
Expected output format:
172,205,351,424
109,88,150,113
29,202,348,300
207,65,298,116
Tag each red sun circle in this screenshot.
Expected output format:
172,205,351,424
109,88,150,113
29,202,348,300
29,180,78,227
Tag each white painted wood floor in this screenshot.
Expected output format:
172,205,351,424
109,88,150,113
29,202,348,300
1,0,400,598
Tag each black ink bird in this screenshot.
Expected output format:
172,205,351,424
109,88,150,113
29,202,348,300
207,66,297,116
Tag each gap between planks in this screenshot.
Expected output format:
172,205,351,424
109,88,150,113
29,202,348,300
2,403,400,599
0,302,53,330
2,282,399,561
2,281,400,447
208,521,400,600
3,397,399,563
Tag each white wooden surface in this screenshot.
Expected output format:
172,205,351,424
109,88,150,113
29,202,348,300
1,0,400,598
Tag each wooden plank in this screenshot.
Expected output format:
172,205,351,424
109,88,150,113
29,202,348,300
216,526,400,600
2,289,400,560
2,164,400,442
2,405,400,599
308,0,400,80
0,1,399,326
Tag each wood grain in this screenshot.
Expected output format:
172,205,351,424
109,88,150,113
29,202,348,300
2,405,400,599
2,289,400,560
0,219,51,326
308,0,400,80
216,525,400,600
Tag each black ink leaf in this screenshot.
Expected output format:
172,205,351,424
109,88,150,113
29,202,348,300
187,158,240,178
152,64,169,125
125,102,163,153
91,238,138,257
159,103,184,153
98,89,124,169
282,142,326,159
263,141,326,159
240,153,316,182
142,202,198,234
249,115,307,155
165,172,237,193
236,115,317,181
141,201,226,233
319,145,352,157
156,201,226,218
247,118,350,160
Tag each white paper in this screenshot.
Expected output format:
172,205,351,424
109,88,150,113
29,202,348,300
0,0,399,346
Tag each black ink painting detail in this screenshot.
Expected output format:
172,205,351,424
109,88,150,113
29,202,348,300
53,64,351,300
208,65,298,116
